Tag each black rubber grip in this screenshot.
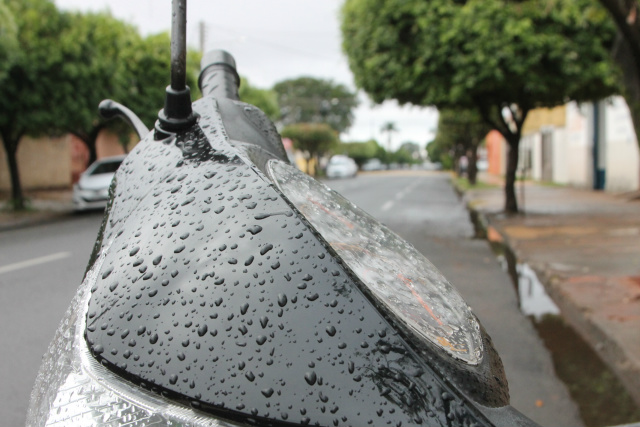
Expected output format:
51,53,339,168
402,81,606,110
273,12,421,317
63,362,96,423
198,50,240,101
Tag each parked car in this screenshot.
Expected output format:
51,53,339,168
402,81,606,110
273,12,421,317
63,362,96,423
72,155,126,211
361,158,384,171
326,155,358,178
423,161,443,171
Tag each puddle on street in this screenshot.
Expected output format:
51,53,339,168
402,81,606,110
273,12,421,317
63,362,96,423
492,242,640,427
514,263,561,320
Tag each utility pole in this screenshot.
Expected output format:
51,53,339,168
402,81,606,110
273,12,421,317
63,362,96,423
199,21,206,53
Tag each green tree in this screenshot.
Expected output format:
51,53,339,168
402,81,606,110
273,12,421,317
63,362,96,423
67,26,202,162
0,0,75,210
0,1,17,82
0,1,200,210
426,139,454,171
336,139,381,167
273,77,358,134
398,141,422,161
380,121,398,151
342,0,618,213
391,146,417,166
280,123,339,175
239,77,280,121
59,11,139,162
598,0,640,148
375,144,392,165
433,109,492,184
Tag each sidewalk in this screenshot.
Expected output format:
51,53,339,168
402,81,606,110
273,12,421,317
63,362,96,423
463,173,640,407
0,190,75,232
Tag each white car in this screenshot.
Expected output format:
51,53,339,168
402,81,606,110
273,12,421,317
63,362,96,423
73,155,126,211
326,155,358,179
361,158,384,171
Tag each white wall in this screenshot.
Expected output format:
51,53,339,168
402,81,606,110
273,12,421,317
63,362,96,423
518,98,639,192
552,127,569,184
564,102,592,189
604,97,640,192
520,133,539,180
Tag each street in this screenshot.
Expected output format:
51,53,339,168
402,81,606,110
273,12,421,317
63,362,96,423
325,171,581,427
0,171,581,427
0,211,104,427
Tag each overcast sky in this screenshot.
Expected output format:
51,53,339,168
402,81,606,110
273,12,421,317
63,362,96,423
55,0,438,150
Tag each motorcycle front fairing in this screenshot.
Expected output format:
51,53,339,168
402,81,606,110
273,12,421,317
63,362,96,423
28,78,538,427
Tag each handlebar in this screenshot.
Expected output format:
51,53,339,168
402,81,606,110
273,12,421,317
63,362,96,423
198,50,240,101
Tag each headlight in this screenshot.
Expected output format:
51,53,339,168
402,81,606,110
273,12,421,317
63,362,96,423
25,243,240,427
267,160,483,365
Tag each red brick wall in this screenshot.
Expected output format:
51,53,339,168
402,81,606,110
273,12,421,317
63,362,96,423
486,130,505,176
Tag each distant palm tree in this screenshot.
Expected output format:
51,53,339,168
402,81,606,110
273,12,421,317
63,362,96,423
380,121,398,151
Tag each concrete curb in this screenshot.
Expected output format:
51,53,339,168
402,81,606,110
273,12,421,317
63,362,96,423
466,203,640,407
0,210,77,233
539,268,640,407
0,190,79,232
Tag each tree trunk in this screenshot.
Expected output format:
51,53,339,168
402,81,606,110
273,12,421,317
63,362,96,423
504,135,520,214
468,144,478,185
454,143,464,177
624,91,640,150
475,103,527,215
1,133,25,210
73,123,103,166
599,0,640,149
612,32,640,150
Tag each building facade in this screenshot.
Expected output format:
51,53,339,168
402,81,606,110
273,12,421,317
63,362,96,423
489,97,640,193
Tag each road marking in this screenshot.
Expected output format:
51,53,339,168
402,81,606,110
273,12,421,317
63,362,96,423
381,200,395,211
0,252,71,275
382,179,423,211
395,188,409,200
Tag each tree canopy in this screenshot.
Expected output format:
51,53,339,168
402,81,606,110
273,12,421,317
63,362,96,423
0,0,201,209
336,139,381,167
598,0,640,149
239,77,280,121
342,0,618,213
380,121,398,151
398,141,422,161
431,109,492,184
0,1,17,82
280,123,338,175
108,31,200,140
273,77,358,134
59,11,139,157
61,21,201,159
0,0,75,209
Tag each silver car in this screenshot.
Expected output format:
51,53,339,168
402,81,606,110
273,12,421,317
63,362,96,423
326,155,358,179
72,155,126,211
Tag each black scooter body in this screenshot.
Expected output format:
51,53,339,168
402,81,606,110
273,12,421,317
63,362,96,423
83,54,538,427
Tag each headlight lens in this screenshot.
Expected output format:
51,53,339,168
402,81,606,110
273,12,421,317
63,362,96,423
26,244,240,427
267,160,483,365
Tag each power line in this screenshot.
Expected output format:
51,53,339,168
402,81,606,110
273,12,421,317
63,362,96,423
201,21,338,62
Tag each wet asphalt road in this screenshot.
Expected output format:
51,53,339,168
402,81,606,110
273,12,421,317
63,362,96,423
325,171,582,427
0,211,104,427
0,171,580,427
